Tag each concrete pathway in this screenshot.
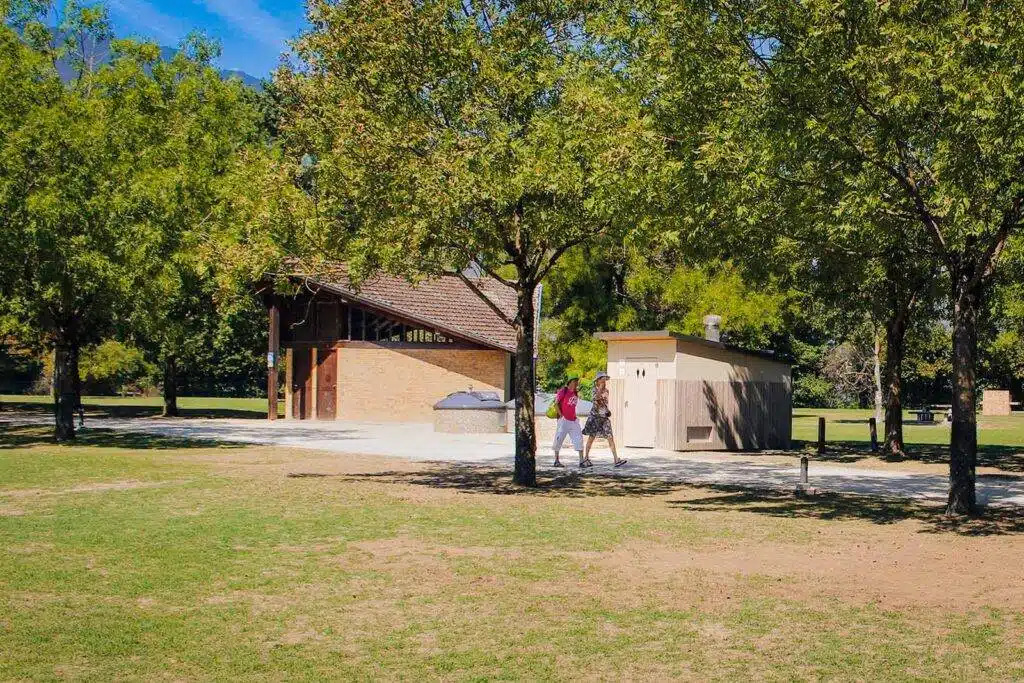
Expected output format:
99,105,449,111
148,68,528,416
5,414,1024,507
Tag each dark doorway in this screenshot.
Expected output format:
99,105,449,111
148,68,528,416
292,348,313,419
316,347,338,420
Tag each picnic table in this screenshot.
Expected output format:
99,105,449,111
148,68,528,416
913,405,952,424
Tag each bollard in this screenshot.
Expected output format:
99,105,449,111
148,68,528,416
800,456,809,484
869,417,878,452
817,417,826,454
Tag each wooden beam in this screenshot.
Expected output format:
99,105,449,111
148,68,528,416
268,299,280,420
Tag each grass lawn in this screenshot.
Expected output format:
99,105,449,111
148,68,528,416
2,424,1024,680
792,408,1024,446
0,394,280,420
792,409,1024,473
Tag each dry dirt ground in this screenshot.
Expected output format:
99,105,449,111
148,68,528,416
4,434,1024,680
234,449,1024,612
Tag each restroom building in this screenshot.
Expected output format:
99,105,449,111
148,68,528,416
595,321,792,451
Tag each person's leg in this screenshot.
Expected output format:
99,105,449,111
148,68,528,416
607,434,621,463
608,434,627,466
552,419,566,466
584,435,596,463
569,420,586,466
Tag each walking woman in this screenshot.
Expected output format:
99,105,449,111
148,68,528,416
583,371,626,467
551,376,584,468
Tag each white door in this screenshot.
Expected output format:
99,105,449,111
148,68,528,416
624,359,657,447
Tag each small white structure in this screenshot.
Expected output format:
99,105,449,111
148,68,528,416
594,327,792,451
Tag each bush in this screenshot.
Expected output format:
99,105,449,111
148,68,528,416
80,341,156,396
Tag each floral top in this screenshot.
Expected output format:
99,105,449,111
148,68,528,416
592,383,610,417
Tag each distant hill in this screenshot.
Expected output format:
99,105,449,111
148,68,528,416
52,34,263,89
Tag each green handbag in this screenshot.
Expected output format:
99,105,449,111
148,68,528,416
545,400,560,419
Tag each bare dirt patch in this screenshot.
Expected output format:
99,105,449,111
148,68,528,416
581,532,1024,611
1,479,180,499
314,468,1024,613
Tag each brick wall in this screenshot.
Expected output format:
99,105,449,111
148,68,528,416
982,389,1011,416
337,346,507,421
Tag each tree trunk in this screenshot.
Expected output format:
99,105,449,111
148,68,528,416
162,355,179,417
947,279,981,516
512,284,538,487
53,340,79,442
872,327,883,425
882,310,908,457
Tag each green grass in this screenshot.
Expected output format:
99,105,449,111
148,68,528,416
792,408,1024,447
2,424,1023,680
0,394,280,419
792,409,1024,472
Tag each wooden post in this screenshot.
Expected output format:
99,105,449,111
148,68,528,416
817,416,826,454
869,417,878,452
268,299,280,420
800,456,809,484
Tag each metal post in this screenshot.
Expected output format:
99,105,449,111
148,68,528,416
268,299,280,421
869,417,878,452
817,416,826,454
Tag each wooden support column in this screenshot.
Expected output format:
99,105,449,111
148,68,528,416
268,299,280,420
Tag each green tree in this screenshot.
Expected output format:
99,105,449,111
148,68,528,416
0,3,256,438
0,4,143,439
273,0,668,486
715,0,1024,514
79,339,154,395
122,34,261,417
539,243,790,391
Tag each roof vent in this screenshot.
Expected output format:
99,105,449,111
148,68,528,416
703,314,722,343
462,261,484,279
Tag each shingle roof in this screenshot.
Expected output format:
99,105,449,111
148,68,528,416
291,265,524,353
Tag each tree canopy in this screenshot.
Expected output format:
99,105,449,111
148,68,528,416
271,0,673,485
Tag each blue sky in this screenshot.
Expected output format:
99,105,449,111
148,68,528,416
104,0,307,77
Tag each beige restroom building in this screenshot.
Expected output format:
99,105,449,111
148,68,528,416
595,325,792,451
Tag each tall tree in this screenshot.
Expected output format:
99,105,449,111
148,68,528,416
273,0,669,486
0,3,141,439
717,0,1024,514
125,34,260,417
0,3,254,438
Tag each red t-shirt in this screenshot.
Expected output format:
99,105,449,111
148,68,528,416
556,387,579,421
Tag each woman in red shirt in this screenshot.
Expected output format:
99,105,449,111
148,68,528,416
552,376,585,467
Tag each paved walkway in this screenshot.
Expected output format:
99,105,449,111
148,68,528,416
5,414,1024,507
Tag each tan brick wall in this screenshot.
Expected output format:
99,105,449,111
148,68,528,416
983,389,1012,416
337,346,506,421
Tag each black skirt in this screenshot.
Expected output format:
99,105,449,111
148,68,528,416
582,413,614,438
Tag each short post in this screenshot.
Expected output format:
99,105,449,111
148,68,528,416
817,416,826,454
869,417,878,452
800,456,809,484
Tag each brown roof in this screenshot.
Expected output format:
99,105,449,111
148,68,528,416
291,265,523,353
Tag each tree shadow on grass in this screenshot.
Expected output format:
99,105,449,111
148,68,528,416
290,463,686,498
0,423,240,450
0,400,273,420
789,439,1024,472
294,463,1024,536
666,486,1024,536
